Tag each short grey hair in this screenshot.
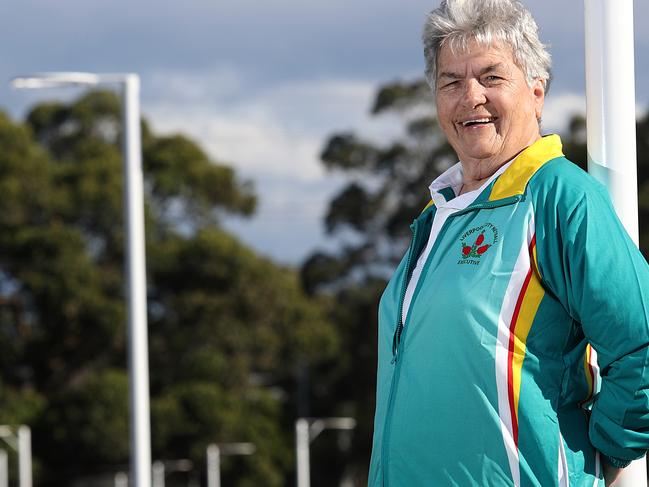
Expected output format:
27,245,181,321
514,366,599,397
422,0,552,93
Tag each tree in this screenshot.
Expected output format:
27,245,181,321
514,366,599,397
302,79,649,486
0,91,338,486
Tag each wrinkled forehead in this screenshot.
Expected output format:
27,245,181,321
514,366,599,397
436,38,518,77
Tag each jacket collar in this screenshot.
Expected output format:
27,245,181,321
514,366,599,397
487,134,564,201
421,134,564,212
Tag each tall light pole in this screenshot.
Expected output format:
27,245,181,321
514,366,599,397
0,449,6,487
206,443,255,487
0,425,32,487
114,472,128,487
295,417,356,487
584,1,645,485
12,72,152,487
152,458,193,487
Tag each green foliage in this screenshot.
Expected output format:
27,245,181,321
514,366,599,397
38,369,130,468
0,386,46,426
371,79,433,115
145,134,256,228
0,91,337,485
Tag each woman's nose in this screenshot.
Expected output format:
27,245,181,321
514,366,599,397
462,79,487,108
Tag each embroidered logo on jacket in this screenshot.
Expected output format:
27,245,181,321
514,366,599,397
459,223,499,265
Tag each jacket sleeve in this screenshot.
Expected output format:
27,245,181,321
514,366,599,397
531,161,649,465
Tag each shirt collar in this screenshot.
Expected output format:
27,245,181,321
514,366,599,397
429,157,516,209
429,162,463,206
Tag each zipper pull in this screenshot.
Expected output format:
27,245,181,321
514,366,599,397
391,333,400,364
391,322,403,364
392,327,399,361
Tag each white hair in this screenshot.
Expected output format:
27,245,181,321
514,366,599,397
422,0,552,93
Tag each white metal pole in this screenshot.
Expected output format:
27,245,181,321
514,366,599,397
296,419,310,487
17,426,31,487
584,1,645,485
585,0,639,243
114,472,128,487
122,74,152,487
206,444,221,487
0,450,7,487
10,71,153,487
152,461,165,487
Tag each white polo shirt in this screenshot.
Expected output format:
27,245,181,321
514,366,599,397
401,159,515,325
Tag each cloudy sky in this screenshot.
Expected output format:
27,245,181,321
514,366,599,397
1,0,648,265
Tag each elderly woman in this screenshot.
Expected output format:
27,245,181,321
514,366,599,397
368,0,649,486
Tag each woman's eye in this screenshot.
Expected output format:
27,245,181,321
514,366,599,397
440,81,458,89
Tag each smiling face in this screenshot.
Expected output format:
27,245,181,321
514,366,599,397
435,40,545,184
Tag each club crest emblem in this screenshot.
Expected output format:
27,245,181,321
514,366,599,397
458,223,499,265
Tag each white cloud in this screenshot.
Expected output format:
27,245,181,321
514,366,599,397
145,74,392,179
146,104,325,181
542,93,586,134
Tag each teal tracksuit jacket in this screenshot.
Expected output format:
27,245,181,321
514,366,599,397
369,135,649,486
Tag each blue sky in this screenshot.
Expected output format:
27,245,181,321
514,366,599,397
2,0,648,264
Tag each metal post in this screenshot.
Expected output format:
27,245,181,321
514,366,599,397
0,425,32,487
10,72,153,487
296,419,310,487
122,74,152,487
295,418,355,487
206,443,253,487
585,0,639,243
152,461,165,487
584,1,645,485
206,444,221,487
0,450,7,487
115,471,128,487
17,426,31,487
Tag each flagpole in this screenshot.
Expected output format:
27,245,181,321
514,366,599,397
584,0,645,484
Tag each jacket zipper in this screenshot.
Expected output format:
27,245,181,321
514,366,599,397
391,219,420,363
382,218,421,485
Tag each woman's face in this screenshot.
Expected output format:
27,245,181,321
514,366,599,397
435,40,545,173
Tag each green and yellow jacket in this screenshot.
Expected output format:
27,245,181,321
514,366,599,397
369,135,649,486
